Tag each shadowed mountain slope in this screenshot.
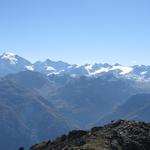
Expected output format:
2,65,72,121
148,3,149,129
0,79,73,150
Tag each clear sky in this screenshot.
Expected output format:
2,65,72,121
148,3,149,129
0,0,150,65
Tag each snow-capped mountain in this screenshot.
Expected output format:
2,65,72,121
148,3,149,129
0,52,33,76
1,52,150,80
33,59,72,75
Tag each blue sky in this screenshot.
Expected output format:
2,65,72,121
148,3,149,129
0,0,150,65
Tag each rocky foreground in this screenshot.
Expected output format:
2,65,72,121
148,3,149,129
29,120,150,150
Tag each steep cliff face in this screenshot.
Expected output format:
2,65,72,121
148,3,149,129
29,120,150,150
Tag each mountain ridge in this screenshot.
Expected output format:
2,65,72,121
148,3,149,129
94,93,150,126
1,52,150,80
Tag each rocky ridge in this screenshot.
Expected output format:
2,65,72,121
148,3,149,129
29,120,150,150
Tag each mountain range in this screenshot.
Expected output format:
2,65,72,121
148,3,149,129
5,71,140,128
1,52,150,80
0,52,150,150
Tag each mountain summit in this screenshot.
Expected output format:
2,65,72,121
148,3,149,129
0,52,32,76
1,52,18,64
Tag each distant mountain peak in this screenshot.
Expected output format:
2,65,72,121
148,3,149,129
1,52,18,64
2,52,16,56
45,58,52,63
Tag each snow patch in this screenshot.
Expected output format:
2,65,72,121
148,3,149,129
67,65,73,69
91,67,110,75
46,66,56,71
110,65,133,75
47,69,64,76
26,65,34,71
141,71,147,75
75,65,81,68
